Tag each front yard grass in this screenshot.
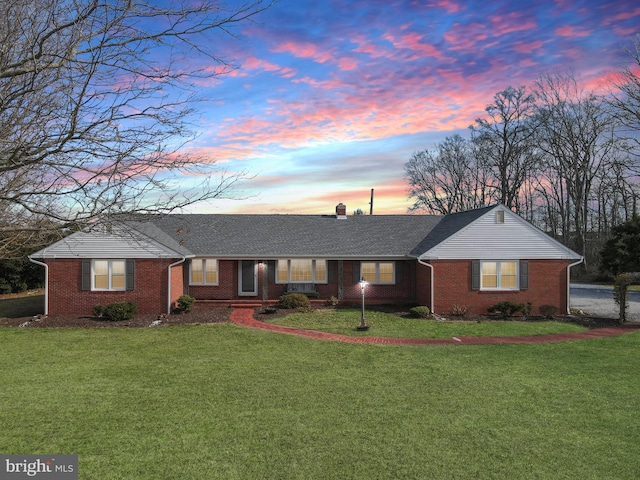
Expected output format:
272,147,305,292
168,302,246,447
1,325,639,479
263,308,587,337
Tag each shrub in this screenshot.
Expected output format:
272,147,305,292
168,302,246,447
539,304,558,318
279,293,311,309
175,294,195,313
101,301,137,321
487,301,527,318
326,295,339,306
409,306,430,318
92,305,105,318
450,304,468,317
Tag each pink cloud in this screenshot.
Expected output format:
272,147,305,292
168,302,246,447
426,0,465,14
382,31,447,61
555,25,592,37
602,6,640,23
444,22,489,51
271,41,333,64
489,13,537,36
512,40,545,54
338,57,358,71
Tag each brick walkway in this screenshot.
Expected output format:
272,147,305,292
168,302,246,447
230,308,640,346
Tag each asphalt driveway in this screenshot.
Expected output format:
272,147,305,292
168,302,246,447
570,283,640,321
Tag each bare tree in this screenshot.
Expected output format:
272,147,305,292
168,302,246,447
0,0,274,256
533,73,619,264
609,35,640,152
405,134,494,214
470,86,539,213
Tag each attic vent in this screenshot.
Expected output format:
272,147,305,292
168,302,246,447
496,210,505,224
335,203,347,219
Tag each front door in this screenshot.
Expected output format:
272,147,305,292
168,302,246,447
238,260,257,296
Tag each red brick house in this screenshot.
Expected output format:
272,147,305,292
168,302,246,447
29,204,582,316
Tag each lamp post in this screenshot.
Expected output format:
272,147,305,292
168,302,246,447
357,277,370,330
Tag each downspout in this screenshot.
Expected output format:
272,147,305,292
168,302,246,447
167,256,186,315
28,256,49,316
566,257,584,314
417,258,435,314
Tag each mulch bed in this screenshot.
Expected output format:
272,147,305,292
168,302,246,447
0,302,623,329
0,304,232,328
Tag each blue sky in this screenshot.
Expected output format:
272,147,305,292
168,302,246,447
177,0,639,215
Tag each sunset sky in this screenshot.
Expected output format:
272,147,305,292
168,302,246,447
181,0,639,215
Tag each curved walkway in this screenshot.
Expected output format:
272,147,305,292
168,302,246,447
230,308,640,346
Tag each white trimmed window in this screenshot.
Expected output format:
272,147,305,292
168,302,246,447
276,259,327,283
481,261,518,290
93,260,126,291
361,261,395,284
190,259,219,285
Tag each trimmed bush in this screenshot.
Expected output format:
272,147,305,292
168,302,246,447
279,293,311,310
539,304,558,318
451,304,468,317
175,294,195,313
409,306,430,318
101,301,137,321
92,305,105,318
326,296,339,306
487,301,527,318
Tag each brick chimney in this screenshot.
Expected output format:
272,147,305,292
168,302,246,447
335,203,347,219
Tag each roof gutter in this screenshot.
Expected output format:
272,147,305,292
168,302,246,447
566,257,584,314
28,256,49,316
167,256,186,315
417,257,435,314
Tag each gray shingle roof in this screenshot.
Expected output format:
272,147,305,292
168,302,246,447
133,213,447,258
409,205,495,256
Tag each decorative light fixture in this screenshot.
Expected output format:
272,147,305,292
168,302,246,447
357,277,370,331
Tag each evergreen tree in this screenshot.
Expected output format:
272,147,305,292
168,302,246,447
600,216,640,276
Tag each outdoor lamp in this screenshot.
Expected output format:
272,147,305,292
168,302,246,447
357,277,370,330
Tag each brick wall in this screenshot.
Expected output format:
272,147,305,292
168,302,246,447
46,258,179,315
168,262,186,312
47,257,571,315
340,260,414,305
186,259,415,304
427,259,570,315
187,260,237,300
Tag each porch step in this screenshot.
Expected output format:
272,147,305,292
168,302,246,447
195,299,278,308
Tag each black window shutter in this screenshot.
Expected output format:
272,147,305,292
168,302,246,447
395,262,402,284
471,260,480,290
267,261,276,283
126,260,135,291
519,260,529,290
328,260,337,283
81,260,91,291
352,262,361,283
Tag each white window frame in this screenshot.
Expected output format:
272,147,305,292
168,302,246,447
190,258,219,285
275,259,328,284
480,260,518,290
360,261,395,284
92,259,126,291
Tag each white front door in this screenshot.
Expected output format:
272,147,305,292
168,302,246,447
238,260,257,296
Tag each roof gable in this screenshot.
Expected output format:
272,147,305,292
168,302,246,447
418,205,581,260
31,227,183,259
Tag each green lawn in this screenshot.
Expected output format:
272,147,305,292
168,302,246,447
1,325,639,479
264,308,587,337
